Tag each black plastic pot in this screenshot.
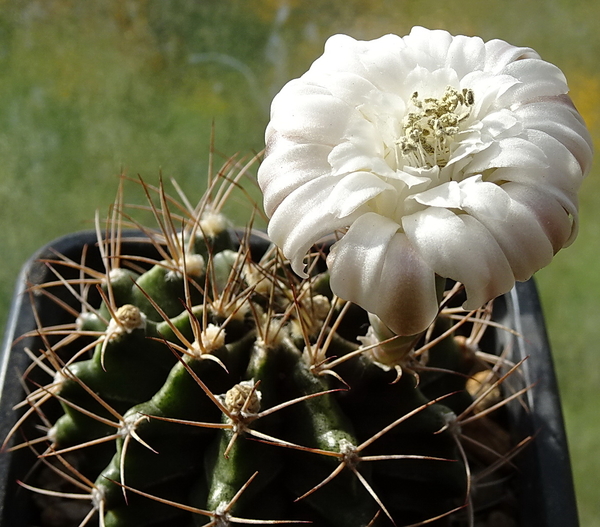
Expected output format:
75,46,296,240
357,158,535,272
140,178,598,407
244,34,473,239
0,231,579,527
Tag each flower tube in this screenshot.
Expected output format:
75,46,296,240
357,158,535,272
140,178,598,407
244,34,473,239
258,27,593,336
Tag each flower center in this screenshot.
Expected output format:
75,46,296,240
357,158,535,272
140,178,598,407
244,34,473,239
396,86,474,169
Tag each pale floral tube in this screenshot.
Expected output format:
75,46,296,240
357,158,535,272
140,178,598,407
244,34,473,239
258,27,593,336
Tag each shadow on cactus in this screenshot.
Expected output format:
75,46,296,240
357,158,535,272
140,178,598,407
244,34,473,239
1,149,533,527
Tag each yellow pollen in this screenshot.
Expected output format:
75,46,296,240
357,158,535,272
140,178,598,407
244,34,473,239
397,86,474,169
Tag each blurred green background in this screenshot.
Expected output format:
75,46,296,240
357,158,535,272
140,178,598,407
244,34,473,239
0,0,598,523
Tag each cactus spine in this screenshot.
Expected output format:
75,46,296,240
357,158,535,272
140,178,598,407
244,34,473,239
3,159,528,527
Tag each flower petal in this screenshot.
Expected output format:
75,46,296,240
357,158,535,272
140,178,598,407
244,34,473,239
268,80,353,145
498,58,569,103
483,39,539,74
501,182,575,252
411,181,463,209
258,138,333,216
403,27,454,70
458,181,555,280
513,95,593,175
445,34,486,78
309,33,413,95
487,128,585,201
267,174,351,276
324,171,397,219
328,213,439,335
465,135,549,174
402,207,515,308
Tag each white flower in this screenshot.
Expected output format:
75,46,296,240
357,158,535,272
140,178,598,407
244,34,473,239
258,27,593,336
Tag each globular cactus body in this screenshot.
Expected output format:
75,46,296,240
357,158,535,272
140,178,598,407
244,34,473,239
5,175,520,527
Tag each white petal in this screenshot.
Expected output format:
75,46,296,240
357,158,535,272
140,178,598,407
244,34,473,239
268,174,351,276
498,58,569,103
269,81,353,145
327,119,397,179
487,129,585,199
450,109,522,170
501,182,575,252
445,34,486,78
352,34,415,93
400,66,460,100
459,181,555,280
329,141,396,179
258,138,332,216
324,171,397,218
311,34,412,95
411,181,463,209
514,96,593,175
400,166,441,188
463,71,520,114
301,71,378,108
402,207,515,309
458,176,511,220
477,109,523,140
483,39,540,74
527,128,586,194
328,213,439,335
311,34,376,79
447,133,491,170
403,27,454,70
464,135,549,174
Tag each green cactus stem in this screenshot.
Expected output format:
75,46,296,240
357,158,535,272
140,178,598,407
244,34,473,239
5,173,526,527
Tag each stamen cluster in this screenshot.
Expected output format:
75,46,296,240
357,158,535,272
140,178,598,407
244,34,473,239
397,87,474,168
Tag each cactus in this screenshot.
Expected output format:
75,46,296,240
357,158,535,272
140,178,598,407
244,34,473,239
2,22,592,526
1,156,531,527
